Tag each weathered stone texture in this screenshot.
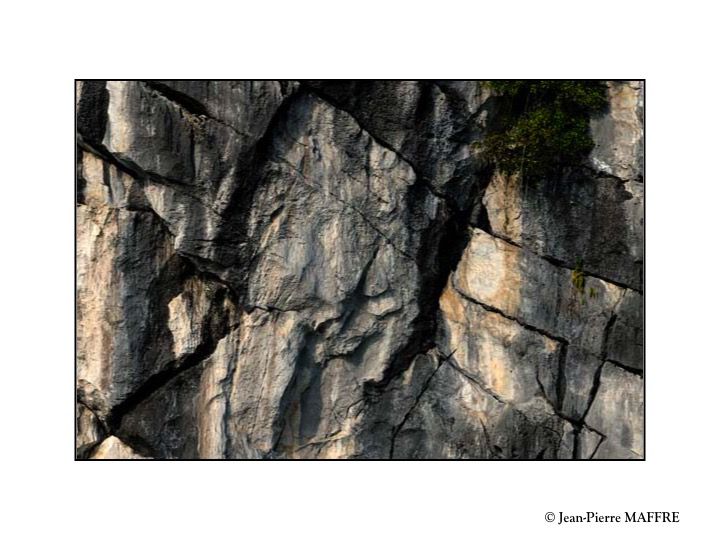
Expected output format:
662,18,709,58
90,436,147,459
590,81,644,182
76,80,643,459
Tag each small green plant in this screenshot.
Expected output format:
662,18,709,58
480,80,607,181
569,261,599,305
571,260,586,295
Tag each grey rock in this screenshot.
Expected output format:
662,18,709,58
574,427,605,460
561,345,604,421
76,403,106,458
392,361,575,459
590,81,644,181
607,291,644,372
76,149,237,419
304,80,493,205
585,363,644,458
449,228,642,437
90,436,148,459
149,80,298,137
453,228,624,354
482,172,643,290
76,80,643,459
480,84,644,291
592,438,642,460
437,282,563,409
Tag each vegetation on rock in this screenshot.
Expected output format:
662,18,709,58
480,80,608,180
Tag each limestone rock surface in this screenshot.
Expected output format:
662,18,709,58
76,80,644,459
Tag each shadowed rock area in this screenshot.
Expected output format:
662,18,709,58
76,80,644,459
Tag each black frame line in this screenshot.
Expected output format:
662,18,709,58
74,78,646,461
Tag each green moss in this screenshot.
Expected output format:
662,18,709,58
480,80,607,180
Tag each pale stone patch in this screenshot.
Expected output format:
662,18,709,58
439,283,560,405
91,436,147,459
585,363,644,457
167,277,214,359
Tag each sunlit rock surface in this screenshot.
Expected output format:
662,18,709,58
76,80,643,459
90,436,147,459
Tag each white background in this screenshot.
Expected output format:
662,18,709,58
0,1,717,538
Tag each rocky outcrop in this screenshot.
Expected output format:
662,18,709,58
76,80,644,459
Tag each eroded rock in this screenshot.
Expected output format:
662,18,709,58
482,172,643,290
76,80,644,459
90,436,147,459
585,363,644,458
590,81,644,181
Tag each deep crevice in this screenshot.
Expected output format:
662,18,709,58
389,350,452,459
556,342,568,412
106,316,239,436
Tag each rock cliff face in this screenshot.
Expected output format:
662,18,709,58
76,80,644,459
